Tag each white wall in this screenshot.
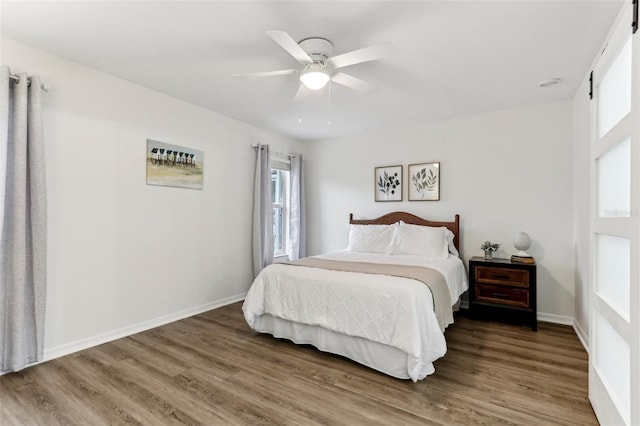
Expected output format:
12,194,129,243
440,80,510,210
572,75,591,348
1,37,301,358
303,101,575,321
1,34,581,357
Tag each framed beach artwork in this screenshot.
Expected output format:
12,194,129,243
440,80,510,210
374,165,402,202
146,139,204,190
408,162,440,201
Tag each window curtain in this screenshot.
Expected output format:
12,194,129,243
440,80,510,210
252,144,273,277
0,66,47,373
288,154,306,260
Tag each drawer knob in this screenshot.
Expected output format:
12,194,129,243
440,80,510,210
492,293,510,298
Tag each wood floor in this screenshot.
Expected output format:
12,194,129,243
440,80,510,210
0,302,596,425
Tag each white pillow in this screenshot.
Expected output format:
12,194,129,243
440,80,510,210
396,221,459,257
444,228,459,257
388,223,448,259
347,224,396,253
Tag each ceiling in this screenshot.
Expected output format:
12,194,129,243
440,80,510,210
0,1,623,141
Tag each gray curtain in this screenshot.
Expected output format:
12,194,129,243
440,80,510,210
0,67,47,373
252,144,273,277
288,154,305,260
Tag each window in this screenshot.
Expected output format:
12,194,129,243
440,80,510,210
271,167,290,257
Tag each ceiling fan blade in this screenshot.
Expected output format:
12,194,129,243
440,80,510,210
293,84,311,102
266,30,313,64
330,42,392,69
233,69,298,78
331,72,377,93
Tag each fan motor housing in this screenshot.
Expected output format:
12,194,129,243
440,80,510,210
299,37,333,62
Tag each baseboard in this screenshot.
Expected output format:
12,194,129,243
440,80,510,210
536,312,589,352
457,307,574,326
536,311,574,325
573,319,589,353
43,292,247,363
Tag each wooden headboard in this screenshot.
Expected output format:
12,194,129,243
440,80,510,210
349,211,460,252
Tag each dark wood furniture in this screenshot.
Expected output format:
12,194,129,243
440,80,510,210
468,257,537,331
349,211,460,251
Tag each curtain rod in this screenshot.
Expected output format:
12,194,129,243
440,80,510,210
9,73,50,92
251,144,295,159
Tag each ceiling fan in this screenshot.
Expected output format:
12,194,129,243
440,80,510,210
234,31,391,98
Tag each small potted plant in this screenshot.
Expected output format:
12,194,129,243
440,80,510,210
480,241,500,260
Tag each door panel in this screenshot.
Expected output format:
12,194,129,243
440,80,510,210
590,2,638,425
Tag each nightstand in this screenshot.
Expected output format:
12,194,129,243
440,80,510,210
468,257,537,331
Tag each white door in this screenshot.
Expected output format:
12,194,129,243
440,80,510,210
590,3,639,425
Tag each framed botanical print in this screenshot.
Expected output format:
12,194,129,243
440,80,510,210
408,162,440,201
374,165,402,201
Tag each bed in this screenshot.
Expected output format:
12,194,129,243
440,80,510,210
242,211,468,381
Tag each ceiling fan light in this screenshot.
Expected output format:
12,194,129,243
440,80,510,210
300,64,330,90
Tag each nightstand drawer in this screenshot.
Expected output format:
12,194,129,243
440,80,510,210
475,284,529,307
475,266,529,288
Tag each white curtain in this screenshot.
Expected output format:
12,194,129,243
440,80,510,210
252,144,273,277
0,66,47,373
288,154,305,260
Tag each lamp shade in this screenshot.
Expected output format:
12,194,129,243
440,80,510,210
300,63,330,90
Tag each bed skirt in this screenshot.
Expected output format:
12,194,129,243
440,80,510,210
251,314,435,381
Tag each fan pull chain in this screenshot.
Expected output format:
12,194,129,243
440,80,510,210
327,82,332,127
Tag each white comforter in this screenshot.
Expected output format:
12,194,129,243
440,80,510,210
243,251,468,380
